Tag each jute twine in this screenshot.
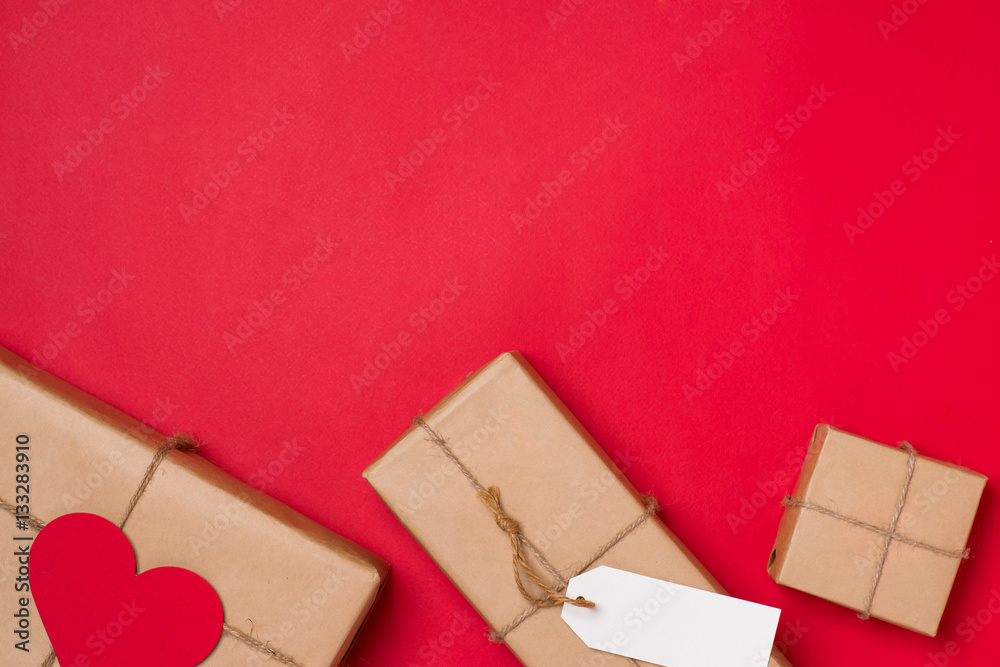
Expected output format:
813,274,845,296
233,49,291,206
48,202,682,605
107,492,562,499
414,417,659,666
1,435,303,667
783,442,971,620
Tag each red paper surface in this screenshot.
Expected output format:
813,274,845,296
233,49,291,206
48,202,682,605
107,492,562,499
31,514,222,666
2,1,998,666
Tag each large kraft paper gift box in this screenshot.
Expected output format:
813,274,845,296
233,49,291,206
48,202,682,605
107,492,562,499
768,424,987,636
364,351,793,667
0,345,388,667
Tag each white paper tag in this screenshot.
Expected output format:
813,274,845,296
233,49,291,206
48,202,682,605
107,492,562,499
561,566,780,667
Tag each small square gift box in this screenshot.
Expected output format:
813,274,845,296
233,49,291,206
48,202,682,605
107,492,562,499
0,345,388,666
365,351,794,667
768,424,987,636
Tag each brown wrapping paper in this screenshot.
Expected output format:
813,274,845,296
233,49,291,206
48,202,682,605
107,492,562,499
364,351,793,667
0,346,388,666
768,424,987,636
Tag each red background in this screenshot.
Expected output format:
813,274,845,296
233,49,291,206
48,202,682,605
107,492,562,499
2,1,998,666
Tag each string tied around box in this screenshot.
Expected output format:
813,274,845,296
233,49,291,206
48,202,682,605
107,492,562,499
783,442,971,621
1,435,304,667
477,484,595,610
414,417,660,667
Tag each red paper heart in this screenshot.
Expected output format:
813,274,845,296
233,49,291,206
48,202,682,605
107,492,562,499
30,513,223,666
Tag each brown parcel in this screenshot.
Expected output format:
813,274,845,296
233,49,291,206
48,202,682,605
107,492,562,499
364,352,793,667
0,345,388,667
768,424,987,636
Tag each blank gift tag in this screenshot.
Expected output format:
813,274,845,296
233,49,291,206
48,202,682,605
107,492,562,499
562,566,780,667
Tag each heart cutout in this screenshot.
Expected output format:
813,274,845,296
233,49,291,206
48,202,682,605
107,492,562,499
30,513,223,666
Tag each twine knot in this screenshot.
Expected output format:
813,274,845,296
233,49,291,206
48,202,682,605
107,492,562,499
478,487,520,534
413,416,658,659
476,486,594,610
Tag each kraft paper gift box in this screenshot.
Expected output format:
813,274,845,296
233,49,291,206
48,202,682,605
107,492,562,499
0,345,388,667
768,424,987,636
364,351,793,667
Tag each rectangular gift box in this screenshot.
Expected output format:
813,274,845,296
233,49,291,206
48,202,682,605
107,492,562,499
364,351,793,667
0,345,388,666
768,424,987,636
